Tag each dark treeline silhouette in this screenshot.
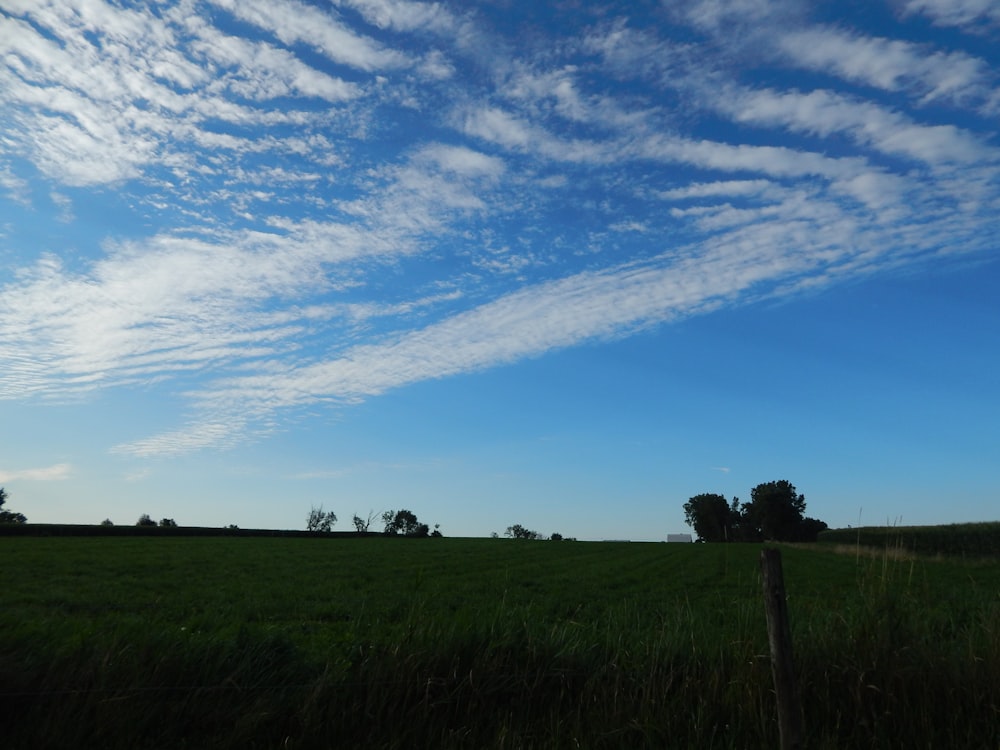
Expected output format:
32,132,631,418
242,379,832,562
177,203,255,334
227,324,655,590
502,524,573,541
381,509,442,537
0,487,27,524
683,480,828,542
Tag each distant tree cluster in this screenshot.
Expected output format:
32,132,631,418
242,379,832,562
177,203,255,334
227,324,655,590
381,509,442,537
306,506,338,533
135,514,178,528
505,523,541,540
683,480,827,542
503,524,571,541
305,507,442,537
0,487,27,524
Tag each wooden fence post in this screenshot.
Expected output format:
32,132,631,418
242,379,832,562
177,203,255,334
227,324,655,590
760,548,802,750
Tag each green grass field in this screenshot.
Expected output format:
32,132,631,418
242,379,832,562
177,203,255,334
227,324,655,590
1,537,997,748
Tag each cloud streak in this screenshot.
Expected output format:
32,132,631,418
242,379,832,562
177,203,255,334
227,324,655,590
1,0,997,456
0,464,72,482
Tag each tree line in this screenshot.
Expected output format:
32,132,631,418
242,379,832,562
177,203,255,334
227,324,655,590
683,480,828,542
498,524,572,541
0,487,26,524
308,506,443,537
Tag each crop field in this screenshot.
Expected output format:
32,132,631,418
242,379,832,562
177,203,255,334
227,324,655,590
818,521,1000,558
1,536,998,749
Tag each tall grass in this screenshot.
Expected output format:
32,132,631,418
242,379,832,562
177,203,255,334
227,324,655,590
0,538,997,748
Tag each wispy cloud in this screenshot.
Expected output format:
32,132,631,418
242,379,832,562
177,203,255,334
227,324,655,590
897,0,1000,32
776,27,995,110
716,87,997,167
208,0,409,72
0,464,72,482
1,0,997,457
115,185,985,455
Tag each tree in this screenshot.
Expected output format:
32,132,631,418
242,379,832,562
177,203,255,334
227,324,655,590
136,513,156,527
682,481,827,542
550,532,563,541
0,487,27,524
683,493,738,542
382,509,429,536
307,506,337,532
505,524,541,540
159,518,177,528
796,517,829,543
100,518,114,526
352,510,377,533
743,480,807,541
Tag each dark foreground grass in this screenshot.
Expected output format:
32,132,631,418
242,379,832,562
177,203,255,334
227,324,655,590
0,537,997,748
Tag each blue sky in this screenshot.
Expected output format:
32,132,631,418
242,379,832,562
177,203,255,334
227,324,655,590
1,0,998,539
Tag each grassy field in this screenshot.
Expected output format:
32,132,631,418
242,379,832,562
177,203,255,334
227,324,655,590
0,536,997,748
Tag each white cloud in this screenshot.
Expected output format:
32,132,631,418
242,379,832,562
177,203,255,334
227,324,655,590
338,0,459,34
0,227,364,399
116,420,251,458
209,0,409,72
458,106,538,151
1,0,997,461
658,180,774,200
582,19,683,81
120,181,971,455
0,135,510,404
897,0,1000,31
415,143,505,178
777,27,993,109
635,134,869,183
0,464,72,482
678,0,804,34
188,21,362,102
0,2,359,189
609,221,649,233
719,87,996,166
0,166,30,205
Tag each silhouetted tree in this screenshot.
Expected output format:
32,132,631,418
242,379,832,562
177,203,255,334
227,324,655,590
353,510,377,533
159,518,177,528
0,487,27,524
100,518,114,526
136,513,156,527
382,509,430,536
550,532,563,541
683,481,827,542
307,506,337,532
505,524,541,540
743,480,807,541
683,493,738,542
795,516,829,542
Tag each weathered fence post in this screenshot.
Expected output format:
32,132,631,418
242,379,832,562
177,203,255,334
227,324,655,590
760,548,802,750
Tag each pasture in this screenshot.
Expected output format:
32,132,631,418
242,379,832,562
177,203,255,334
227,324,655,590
0,536,997,748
